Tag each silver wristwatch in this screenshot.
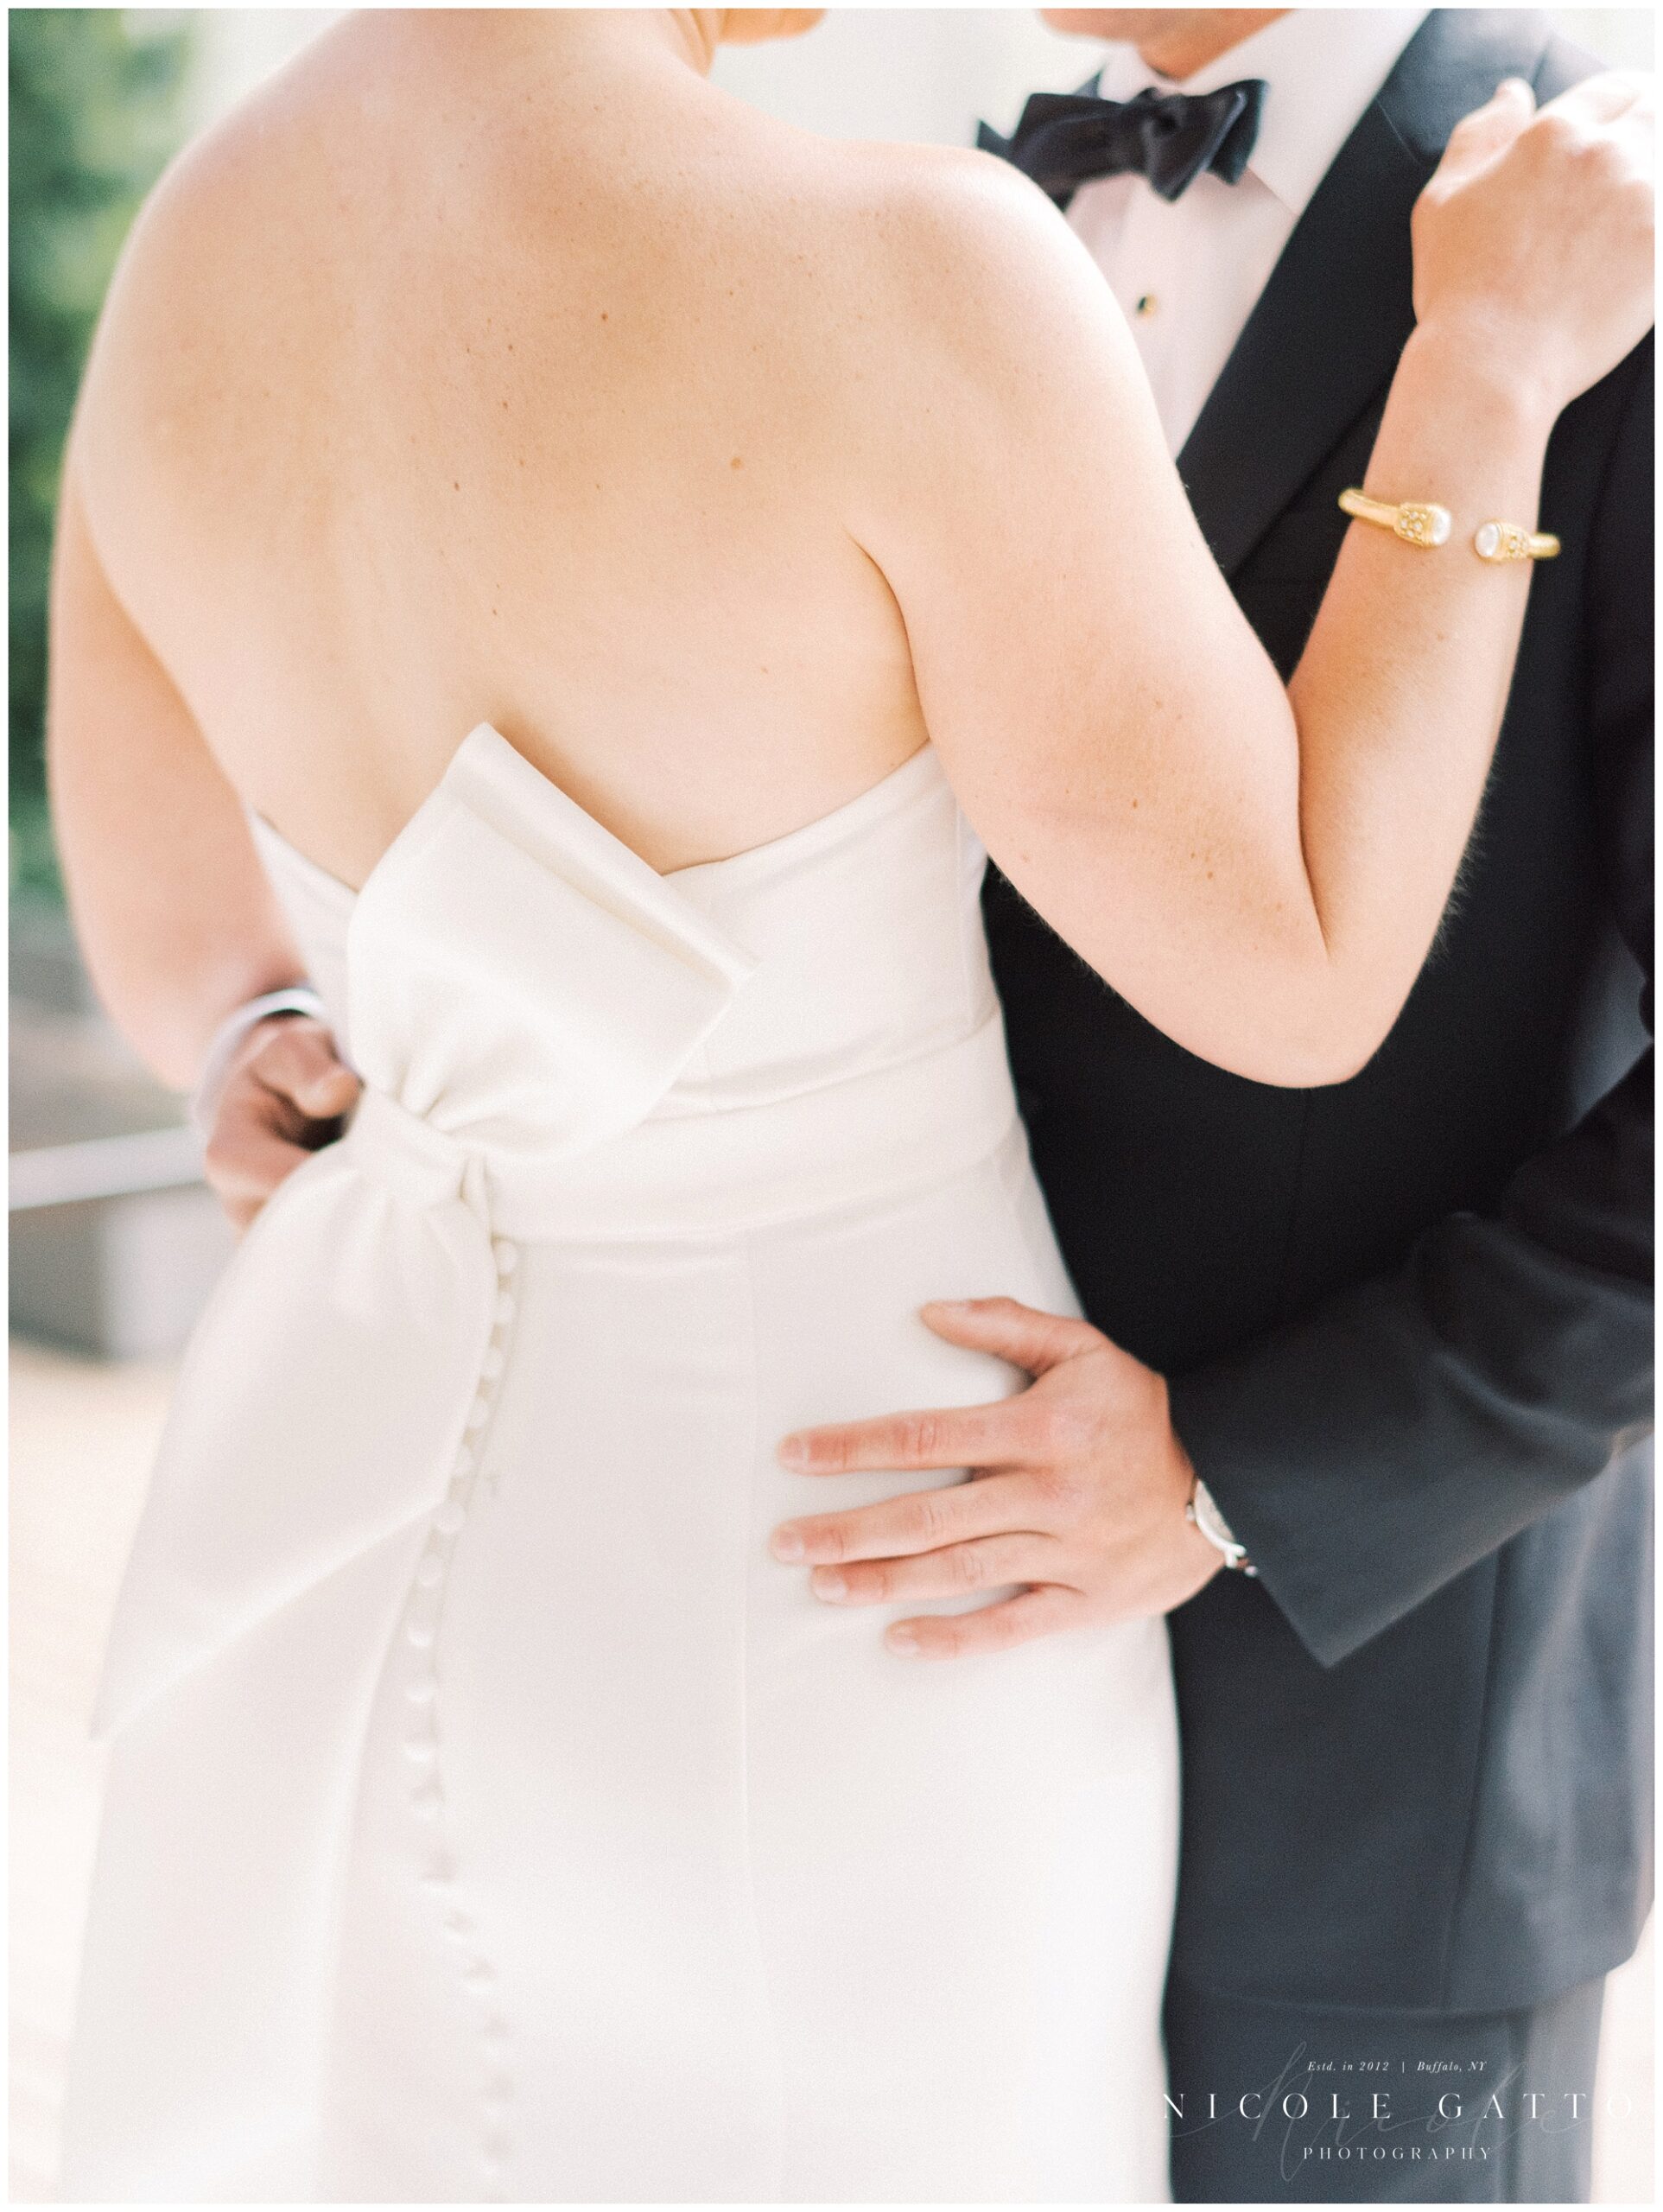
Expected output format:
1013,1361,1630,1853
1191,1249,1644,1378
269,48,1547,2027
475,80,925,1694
1185,1477,1257,1576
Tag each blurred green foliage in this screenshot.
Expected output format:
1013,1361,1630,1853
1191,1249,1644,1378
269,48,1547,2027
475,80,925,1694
10,9,192,901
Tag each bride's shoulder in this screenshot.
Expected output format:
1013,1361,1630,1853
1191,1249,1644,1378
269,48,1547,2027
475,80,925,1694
87,22,337,287
797,133,1137,396
65,84,274,499
834,135,1055,226
67,22,397,599
773,132,1152,532
798,132,1076,285
74,24,353,375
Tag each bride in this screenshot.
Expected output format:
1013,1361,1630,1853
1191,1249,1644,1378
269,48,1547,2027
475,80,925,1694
49,9,1651,2202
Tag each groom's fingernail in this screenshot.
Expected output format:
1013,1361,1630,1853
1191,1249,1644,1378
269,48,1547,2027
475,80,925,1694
811,1568,847,1601
887,1626,920,1657
771,1528,805,1561
778,1434,809,1467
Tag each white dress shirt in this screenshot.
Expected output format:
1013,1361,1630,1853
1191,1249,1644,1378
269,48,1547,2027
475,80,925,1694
1067,10,1427,455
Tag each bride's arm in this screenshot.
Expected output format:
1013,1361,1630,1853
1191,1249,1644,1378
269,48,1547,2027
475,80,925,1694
851,74,1653,1085
48,454,359,1225
46,454,305,1087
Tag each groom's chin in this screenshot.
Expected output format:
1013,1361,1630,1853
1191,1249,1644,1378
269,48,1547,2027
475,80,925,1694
1041,9,1191,41
720,9,827,47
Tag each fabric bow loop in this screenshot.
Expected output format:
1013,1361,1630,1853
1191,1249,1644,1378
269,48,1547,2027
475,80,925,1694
341,1085,486,1215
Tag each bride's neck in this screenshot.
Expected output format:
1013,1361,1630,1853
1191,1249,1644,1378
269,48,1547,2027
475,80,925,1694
436,10,725,79
567,11,726,73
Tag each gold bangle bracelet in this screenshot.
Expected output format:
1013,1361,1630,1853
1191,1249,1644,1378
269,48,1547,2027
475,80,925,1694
1473,518,1560,563
1338,488,1560,562
1337,487,1451,548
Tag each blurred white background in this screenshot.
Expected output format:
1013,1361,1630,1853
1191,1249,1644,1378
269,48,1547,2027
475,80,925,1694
190,9,1653,141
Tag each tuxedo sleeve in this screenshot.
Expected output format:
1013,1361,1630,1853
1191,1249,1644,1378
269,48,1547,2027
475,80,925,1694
1167,346,1654,1670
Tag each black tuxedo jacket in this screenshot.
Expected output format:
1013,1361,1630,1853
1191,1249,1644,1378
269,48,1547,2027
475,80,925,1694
987,10,1653,2016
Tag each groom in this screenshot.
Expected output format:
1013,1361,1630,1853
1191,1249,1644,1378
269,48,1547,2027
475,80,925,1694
779,9,1653,2204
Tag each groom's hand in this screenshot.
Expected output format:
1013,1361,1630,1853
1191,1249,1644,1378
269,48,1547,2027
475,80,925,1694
771,1298,1222,1658
202,1016,360,1231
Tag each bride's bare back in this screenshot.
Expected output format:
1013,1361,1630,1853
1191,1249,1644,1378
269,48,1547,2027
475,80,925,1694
55,11,1652,1090
73,10,932,883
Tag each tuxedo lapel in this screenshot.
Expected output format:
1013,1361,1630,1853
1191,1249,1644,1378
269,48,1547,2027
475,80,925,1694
1175,99,1423,575
1177,10,1556,578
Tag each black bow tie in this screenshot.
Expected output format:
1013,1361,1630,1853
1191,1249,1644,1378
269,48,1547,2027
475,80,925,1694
978,79,1267,208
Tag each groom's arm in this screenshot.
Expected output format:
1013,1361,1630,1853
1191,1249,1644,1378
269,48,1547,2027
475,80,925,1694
1171,346,1653,1668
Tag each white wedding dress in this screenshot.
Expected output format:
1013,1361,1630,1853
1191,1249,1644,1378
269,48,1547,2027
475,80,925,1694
60,725,1178,2203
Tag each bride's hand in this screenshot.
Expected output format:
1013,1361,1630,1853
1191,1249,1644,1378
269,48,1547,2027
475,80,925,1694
1412,71,1654,414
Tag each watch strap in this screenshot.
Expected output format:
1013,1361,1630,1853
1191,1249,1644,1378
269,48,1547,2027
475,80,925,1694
1186,1475,1257,1575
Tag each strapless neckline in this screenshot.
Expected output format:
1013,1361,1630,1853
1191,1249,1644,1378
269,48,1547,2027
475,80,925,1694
241,711,1002,1210
247,724,942,906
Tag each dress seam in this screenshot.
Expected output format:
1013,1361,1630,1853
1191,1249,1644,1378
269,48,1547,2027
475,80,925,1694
311,1530,428,2196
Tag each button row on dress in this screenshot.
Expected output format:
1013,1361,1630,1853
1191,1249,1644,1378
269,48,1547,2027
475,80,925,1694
397,1231,523,2197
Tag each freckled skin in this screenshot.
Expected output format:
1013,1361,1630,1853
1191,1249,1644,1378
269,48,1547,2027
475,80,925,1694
65,9,922,896
49,9,1652,1091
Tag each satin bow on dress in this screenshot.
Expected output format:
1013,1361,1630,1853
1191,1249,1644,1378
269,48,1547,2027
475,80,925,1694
61,725,1181,2204
61,729,758,2197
